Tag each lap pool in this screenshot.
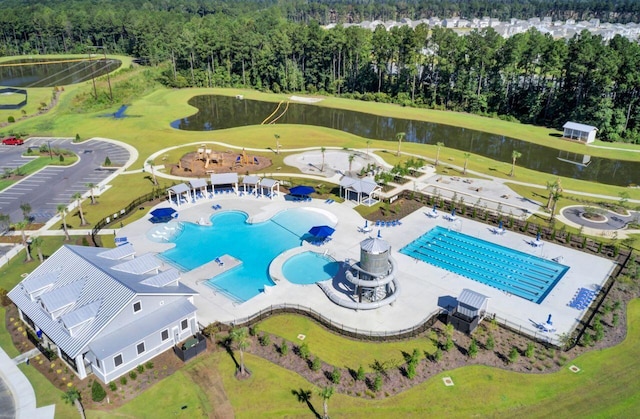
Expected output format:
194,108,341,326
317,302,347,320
159,208,335,302
400,226,569,303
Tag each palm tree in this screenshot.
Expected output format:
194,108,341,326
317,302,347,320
230,327,250,376
396,132,406,157
20,202,31,222
31,236,44,262
12,220,32,262
463,152,471,175
435,142,445,166
366,139,372,155
318,385,334,419
274,133,280,154
547,178,563,220
61,387,85,419
85,183,96,205
72,193,87,226
57,204,70,241
510,150,522,177
146,159,158,185
320,147,326,172
348,154,355,173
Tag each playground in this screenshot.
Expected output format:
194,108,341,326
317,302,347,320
170,145,272,176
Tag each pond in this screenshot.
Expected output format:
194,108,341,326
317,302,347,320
171,95,639,187
0,58,121,87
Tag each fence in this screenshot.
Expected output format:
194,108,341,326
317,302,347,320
224,303,444,342
91,188,167,245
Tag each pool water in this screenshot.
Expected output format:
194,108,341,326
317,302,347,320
159,209,334,302
282,252,340,285
400,226,569,303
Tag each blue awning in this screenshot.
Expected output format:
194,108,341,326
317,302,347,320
308,225,335,238
150,208,177,218
289,185,315,196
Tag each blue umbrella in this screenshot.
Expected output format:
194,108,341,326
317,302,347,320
547,314,553,325
498,220,503,229
151,207,177,218
308,225,335,238
289,185,315,196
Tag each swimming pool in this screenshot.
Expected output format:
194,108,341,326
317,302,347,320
400,226,569,303
159,208,335,302
282,252,341,285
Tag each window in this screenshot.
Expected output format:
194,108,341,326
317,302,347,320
136,342,145,355
181,319,188,331
133,301,141,313
114,354,123,367
95,358,100,368
161,329,169,341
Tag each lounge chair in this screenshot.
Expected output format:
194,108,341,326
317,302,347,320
214,257,224,267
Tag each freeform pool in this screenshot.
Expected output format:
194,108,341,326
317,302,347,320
282,251,340,285
400,226,569,303
158,208,335,302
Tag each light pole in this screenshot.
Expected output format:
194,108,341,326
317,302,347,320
47,140,53,160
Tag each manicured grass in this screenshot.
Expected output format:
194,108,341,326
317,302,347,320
0,306,19,358
18,363,79,419
87,369,211,419
258,314,436,372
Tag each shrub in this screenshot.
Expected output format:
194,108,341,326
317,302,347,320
331,367,341,384
373,373,382,391
7,116,14,123
433,348,443,362
248,325,258,336
108,381,117,391
356,365,365,381
468,339,478,359
406,361,416,379
59,154,64,162
311,356,321,371
137,364,144,373
75,133,81,142
525,342,535,358
486,335,495,351
129,370,137,380
259,333,270,347
104,156,111,166
0,288,11,306
280,340,288,356
298,342,310,360
145,361,154,369
508,347,519,364
91,380,107,402
119,376,127,385
26,147,32,154
443,337,454,352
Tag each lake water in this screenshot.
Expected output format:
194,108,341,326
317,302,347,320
171,95,639,187
0,58,121,87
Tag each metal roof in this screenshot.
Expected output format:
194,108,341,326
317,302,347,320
8,245,197,359
563,121,597,132
260,178,278,188
39,279,85,314
458,288,489,310
140,268,180,288
111,253,161,275
340,176,379,195
210,172,238,185
242,175,260,185
23,271,58,295
98,243,135,260
168,183,190,194
61,300,101,330
360,237,390,254
88,299,197,359
189,178,208,189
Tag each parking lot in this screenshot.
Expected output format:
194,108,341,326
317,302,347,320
0,138,130,224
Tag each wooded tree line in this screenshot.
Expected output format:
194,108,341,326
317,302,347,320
1,0,640,142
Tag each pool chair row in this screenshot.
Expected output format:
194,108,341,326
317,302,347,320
568,287,596,310
211,204,222,210
324,199,335,204
375,220,402,227
311,237,333,246
293,197,312,202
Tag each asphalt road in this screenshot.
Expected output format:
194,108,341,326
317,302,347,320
0,137,130,224
0,374,15,419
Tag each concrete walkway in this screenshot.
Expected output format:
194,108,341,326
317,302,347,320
0,347,55,419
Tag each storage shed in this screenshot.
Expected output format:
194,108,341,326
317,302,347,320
562,122,597,143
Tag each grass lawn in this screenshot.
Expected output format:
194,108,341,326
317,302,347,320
257,314,437,372
98,300,640,417
18,363,79,419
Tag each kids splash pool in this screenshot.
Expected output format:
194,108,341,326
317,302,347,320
158,208,335,302
282,251,341,285
401,226,569,303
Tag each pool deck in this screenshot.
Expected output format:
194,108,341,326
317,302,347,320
120,194,616,345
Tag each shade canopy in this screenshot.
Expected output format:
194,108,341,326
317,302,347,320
289,185,315,196
150,208,177,218
308,225,335,238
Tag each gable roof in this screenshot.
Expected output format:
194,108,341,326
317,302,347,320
242,175,260,185
210,172,238,185
340,176,380,195
189,178,208,189
260,178,278,188
98,243,135,260
8,245,196,358
168,183,190,195
458,288,489,310
563,121,597,132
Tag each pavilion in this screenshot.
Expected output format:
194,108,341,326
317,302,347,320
259,178,280,198
167,183,191,206
189,178,209,200
562,122,597,143
209,173,238,195
242,175,260,195
339,176,381,206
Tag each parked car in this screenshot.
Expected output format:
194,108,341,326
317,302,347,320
1,136,24,145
